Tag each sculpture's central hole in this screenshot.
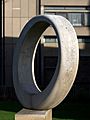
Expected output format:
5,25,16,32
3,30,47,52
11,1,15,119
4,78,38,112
34,27,59,91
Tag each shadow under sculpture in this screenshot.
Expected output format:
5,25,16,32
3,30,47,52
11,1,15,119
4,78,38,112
13,15,79,110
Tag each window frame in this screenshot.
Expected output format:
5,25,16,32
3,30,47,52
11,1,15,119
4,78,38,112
44,6,90,27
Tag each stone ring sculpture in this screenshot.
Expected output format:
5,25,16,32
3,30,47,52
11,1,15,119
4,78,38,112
13,15,79,110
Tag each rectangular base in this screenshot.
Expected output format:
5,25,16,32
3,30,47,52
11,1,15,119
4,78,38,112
15,108,52,120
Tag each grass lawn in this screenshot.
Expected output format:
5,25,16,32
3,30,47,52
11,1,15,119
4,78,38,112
0,100,90,120
0,100,22,120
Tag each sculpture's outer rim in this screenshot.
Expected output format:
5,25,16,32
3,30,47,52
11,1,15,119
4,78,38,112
13,15,79,110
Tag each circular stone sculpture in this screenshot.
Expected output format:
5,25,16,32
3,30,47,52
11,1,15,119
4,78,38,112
13,15,79,110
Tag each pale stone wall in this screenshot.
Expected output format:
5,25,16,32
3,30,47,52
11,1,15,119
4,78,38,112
41,0,90,6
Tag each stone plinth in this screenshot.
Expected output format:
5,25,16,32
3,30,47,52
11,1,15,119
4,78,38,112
15,109,52,120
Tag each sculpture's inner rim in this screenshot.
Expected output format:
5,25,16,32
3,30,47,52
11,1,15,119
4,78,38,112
32,37,42,91
33,30,59,91
32,25,60,92
18,19,60,94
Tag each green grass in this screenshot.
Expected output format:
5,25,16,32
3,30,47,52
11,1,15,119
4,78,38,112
0,100,22,120
0,100,90,120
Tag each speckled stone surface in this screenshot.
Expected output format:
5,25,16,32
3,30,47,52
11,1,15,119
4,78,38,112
13,15,79,110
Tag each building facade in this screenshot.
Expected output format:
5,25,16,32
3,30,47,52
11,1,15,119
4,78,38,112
1,0,90,101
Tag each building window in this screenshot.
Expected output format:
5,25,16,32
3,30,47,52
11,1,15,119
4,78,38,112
44,36,90,43
68,13,83,26
44,36,90,45
44,12,55,15
44,6,88,11
44,6,90,27
84,13,90,26
78,37,90,43
44,6,65,11
44,36,57,43
56,12,67,18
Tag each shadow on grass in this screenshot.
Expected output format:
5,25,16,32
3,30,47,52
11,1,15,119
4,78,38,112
53,101,90,120
0,100,22,113
0,100,90,120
